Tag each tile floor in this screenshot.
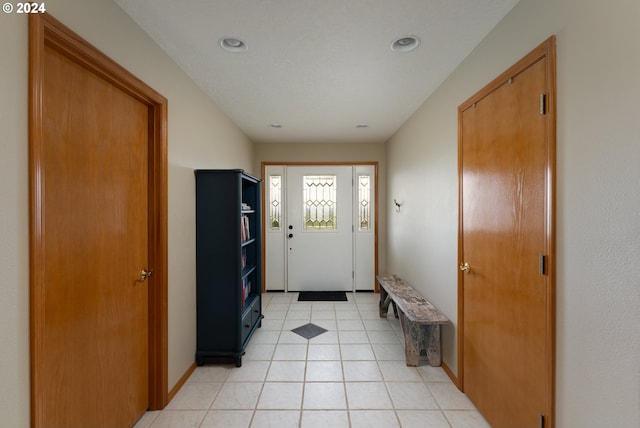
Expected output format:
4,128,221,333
134,292,491,428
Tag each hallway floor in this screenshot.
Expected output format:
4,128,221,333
134,292,490,428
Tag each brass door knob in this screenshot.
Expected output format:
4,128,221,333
459,262,470,273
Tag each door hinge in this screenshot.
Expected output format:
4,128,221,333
539,93,547,115
539,254,546,275
539,414,545,428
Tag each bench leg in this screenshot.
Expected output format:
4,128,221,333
397,310,421,366
397,311,442,367
379,288,391,317
421,324,442,367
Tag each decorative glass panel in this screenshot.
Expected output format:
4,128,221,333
269,175,281,230
358,175,371,231
303,175,337,230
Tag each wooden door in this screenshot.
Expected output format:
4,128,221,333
30,14,169,427
458,38,555,428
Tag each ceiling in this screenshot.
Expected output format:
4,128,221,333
114,0,519,144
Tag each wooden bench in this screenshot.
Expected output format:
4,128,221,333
377,274,449,367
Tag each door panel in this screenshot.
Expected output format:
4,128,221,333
286,166,353,291
38,43,149,428
460,48,554,427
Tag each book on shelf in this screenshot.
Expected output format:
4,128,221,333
241,214,251,241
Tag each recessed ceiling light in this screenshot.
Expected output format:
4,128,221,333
220,37,248,53
391,35,420,53
356,124,369,128
269,123,282,128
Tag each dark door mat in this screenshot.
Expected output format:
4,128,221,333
298,291,348,301
291,323,328,340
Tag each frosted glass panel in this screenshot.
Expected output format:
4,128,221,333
358,175,370,231
303,175,337,230
269,175,281,230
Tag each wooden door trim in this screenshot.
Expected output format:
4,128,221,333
261,162,379,292
457,36,556,426
29,13,169,425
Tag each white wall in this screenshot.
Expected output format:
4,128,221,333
386,0,640,426
0,1,254,426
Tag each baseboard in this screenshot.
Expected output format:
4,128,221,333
441,361,462,390
167,361,198,403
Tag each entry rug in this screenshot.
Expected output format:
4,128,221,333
297,291,348,302
291,323,328,340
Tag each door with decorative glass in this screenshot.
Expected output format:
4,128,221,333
265,164,375,292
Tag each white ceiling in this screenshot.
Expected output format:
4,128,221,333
114,0,519,144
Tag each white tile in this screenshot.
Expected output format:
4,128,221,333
273,343,308,360
345,382,393,409
267,361,306,381
278,330,311,344
378,361,423,381
260,318,284,330
250,330,280,344
349,410,400,428
363,319,394,331
386,382,439,409
311,302,335,311
305,361,343,382
287,310,312,319
342,361,383,381
264,303,290,312
308,330,339,344
243,343,276,361
310,319,337,331
396,410,451,428
360,309,383,320
417,365,453,383
303,383,347,409
251,410,300,428
226,361,270,382
301,410,349,428
336,311,361,319
211,382,262,409
311,310,336,320
340,343,375,360
428,383,477,410
367,331,401,344
187,366,232,383
201,410,253,428
283,318,312,330
165,382,222,410
307,344,341,360
133,411,160,428
147,410,206,428
444,410,492,428
371,342,406,361
261,310,287,320
336,319,365,330
338,330,370,344
257,383,303,409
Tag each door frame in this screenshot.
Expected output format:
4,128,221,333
261,162,379,292
457,36,556,425
29,13,169,424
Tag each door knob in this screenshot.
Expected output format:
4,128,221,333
139,269,153,281
459,262,470,273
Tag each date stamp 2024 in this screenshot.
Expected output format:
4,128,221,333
3,2,46,14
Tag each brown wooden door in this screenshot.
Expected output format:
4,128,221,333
459,39,555,428
36,38,150,428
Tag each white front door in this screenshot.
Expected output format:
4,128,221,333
286,166,353,291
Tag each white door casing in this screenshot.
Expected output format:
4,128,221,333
264,164,376,292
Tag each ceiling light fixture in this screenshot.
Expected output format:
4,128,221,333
269,123,282,128
220,37,248,53
391,35,420,53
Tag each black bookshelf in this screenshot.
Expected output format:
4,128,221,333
195,169,263,367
